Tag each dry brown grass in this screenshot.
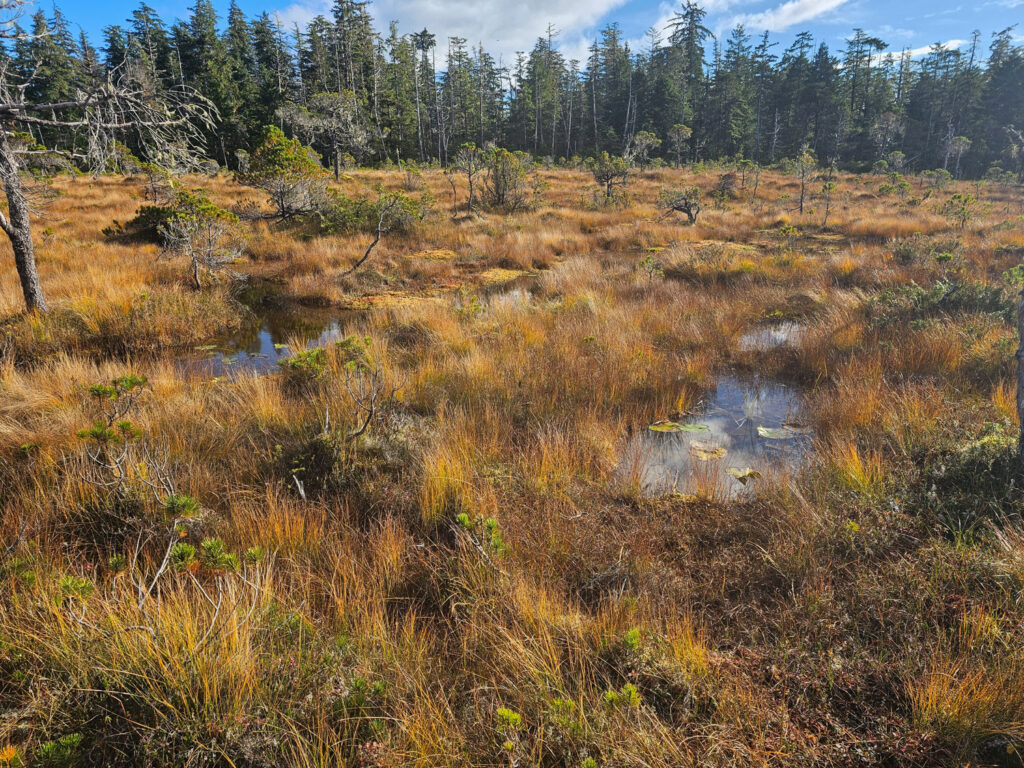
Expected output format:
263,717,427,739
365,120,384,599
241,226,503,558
0,166,1022,767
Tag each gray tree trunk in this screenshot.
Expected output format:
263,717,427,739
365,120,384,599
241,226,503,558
1017,289,1024,469
0,136,47,312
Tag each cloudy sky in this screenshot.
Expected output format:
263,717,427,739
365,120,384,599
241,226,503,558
61,0,1023,67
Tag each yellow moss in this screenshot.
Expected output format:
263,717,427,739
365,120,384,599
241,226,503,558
412,248,460,261
478,267,528,285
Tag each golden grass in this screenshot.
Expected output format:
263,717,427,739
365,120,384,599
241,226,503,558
0,166,1022,766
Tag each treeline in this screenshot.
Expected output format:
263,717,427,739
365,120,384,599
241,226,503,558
9,0,1024,179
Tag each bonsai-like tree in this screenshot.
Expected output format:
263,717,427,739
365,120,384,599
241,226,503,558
453,143,485,211
588,152,630,202
659,186,701,224
236,125,328,219
158,189,240,290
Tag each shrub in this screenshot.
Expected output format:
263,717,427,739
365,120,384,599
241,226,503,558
941,192,986,230
869,280,1012,326
659,186,701,224
158,188,241,290
627,131,661,172
922,168,953,191
316,188,422,236
103,202,176,243
587,151,629,204
879,171,912,199
279,347,329,392
482,147,534,212
236,125,328,218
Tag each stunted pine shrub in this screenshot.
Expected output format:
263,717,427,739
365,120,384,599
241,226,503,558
316,188,422,237
453,142,486,210
941,192,986,230
237,125,328,218
922,168,953,191
879,171,912,199
588,152,629,204
158,188,241,290
659,186,701,224
482,147,534,212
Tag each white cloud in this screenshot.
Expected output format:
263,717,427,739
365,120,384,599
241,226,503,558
275,0,630,67
273,0,330,30
731,0,849,32
903,38,968,57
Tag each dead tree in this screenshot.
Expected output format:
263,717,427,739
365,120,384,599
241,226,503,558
0,3,214,312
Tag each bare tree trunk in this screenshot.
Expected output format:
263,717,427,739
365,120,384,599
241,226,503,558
0,139,47,312
1017,289,1024,471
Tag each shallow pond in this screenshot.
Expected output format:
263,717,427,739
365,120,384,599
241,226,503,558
177,306,362,377
621,374,811,498
737,321,805,352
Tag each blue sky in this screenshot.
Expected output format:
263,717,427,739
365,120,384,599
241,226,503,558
51,0,1024,68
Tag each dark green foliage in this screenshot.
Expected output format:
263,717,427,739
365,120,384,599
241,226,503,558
587,152,630,203
481,148,535,211
236,125,327,217
869,280,1013,326
314,188,422,235
103,204,176,243
3,2,1024,177
34,733,83,768
918,423,1022,543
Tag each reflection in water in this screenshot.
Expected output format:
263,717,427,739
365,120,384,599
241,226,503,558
621,375,811,498
178,307,361,377
738,321,805,352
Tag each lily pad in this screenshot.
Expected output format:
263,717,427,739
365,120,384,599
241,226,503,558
273,343,289,350
757,425,808,439
690,442,727,460
726,467,763,484
649,421,711,433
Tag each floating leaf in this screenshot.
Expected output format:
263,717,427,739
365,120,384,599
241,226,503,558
757,425,808,439
727,467,762,484
648,421,710,433
690,442,727,460
194,344,217,351
273,343,289,350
